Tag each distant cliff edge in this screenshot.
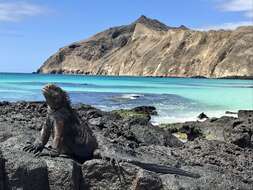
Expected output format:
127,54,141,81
38,15,253,78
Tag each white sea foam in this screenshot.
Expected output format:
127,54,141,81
151,110,236,124
120,94,144,100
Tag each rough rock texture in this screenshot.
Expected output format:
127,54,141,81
162,113,253,148
0,150,6,190
0,101,253,189
38,15,253,78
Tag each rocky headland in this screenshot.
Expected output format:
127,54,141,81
38,15,253,78
0,101,253,189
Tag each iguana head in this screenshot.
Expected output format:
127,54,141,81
42,84,70,110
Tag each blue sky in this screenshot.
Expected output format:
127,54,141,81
0,0,252,73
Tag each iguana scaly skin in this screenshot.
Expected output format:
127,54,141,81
24,84,200,178
24,84,98,160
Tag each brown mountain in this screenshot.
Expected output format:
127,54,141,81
38,15,253,78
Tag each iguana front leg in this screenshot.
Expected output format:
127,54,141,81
37,119,65,157
23,117,52,155
51,119,64,153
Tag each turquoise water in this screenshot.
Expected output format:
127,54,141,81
0,73,252,123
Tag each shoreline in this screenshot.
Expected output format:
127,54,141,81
1,72,253,80
0,100,251,126
31,73,253,80
0,100,243,124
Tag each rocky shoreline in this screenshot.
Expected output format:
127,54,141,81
33,72,253,80
0,101,253,189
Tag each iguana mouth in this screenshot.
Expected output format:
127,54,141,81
42,87,48,94
42,84,53,95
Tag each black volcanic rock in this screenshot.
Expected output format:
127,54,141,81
131,105,158,115
223,110,253,148
1,101,253,189
198,112,209,119
0,150,6,190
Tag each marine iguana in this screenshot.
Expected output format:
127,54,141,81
23,84,200,178
23,84,98,160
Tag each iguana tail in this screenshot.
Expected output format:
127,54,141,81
128,160,201,178
96,152,201,178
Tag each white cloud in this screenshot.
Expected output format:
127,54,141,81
0,2,45,22
195,21,252,31
200,0,253,30
219,0,253,18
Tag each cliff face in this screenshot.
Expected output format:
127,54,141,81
38,16,253,78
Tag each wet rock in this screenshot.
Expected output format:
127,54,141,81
161,122,205,141
127,114,151,126
197,112,208,119
0,101,10,106
131,106,158,116
112,109,150,121
180,123,204,141
225,111,237,114
162,116,237,142
238,110,253,121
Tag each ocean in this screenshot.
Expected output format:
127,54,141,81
0,73,252,124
